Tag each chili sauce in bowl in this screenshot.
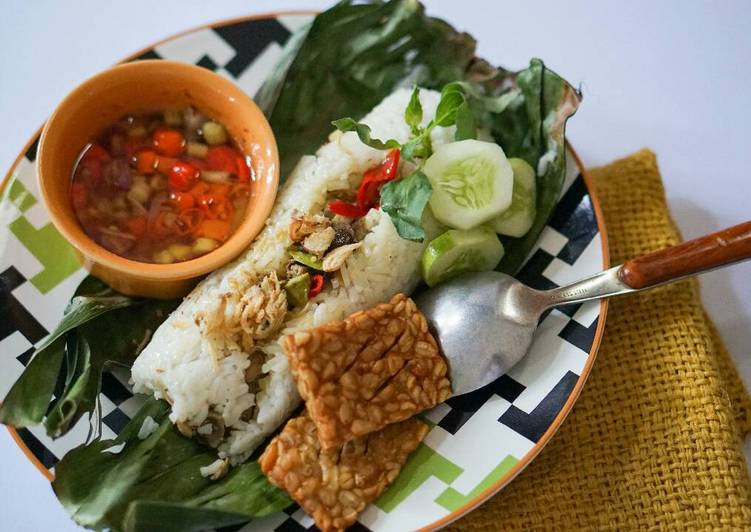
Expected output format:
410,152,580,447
71,108,251,264
37,60,279,299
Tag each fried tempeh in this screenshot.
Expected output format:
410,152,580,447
283,293,452,449
259,411,428,531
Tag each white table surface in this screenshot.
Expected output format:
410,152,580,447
2,1,750,530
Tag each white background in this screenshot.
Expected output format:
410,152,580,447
1,1,750,530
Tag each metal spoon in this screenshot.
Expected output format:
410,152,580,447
415,221,751,396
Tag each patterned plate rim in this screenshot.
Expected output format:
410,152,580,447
1,11,611,531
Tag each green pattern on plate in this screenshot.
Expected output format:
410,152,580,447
6,177,80,293
435,454,518,511
376,443,463,513
5,177,37,213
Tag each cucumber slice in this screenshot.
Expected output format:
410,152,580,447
424,139,513,230
421,227,504,287
491,158,537,238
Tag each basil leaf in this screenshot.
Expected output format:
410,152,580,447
405,86,423,133
434,90,466,126
380,171,433,241
401,135,430,162
52,398,291,531
332,118,401,150
441,81,465,95
454,100,477,140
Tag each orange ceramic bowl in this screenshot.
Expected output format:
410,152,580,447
37,60,279,299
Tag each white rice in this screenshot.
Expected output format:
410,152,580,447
199,458,229,480
131,88,452,463
136,416,159,440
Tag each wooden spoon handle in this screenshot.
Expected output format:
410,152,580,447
619,221,751,289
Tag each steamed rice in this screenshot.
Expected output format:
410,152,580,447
131,88,452,463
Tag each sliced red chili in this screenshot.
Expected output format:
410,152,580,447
171,191,195,211
356,149,400,207
357,177,381,209
327,199,369,218
126,216,147,237
206,146,241,173
167,160,200,192
135,149,158,175
196,193,233,220
309,274,325,299
152,128,185,157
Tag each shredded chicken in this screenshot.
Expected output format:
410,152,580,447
289,213,331,242
235,272,288,341
302,226,336,256
322,242,362,272
198,271,287,362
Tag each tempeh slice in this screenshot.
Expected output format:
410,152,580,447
259,411,428,531
284,293,451,449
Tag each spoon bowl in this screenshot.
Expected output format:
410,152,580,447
415,271,541,396
416,220,751,397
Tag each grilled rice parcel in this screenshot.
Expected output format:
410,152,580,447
131,88,452,464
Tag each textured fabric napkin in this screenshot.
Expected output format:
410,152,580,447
452,149,751,530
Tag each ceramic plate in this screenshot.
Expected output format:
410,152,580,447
0,13,609,531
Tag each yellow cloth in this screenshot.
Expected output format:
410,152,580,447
452,150,751,530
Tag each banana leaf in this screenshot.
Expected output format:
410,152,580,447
52,398,291,532
258,0,580,275
470,58,582,272
0,276,177,437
